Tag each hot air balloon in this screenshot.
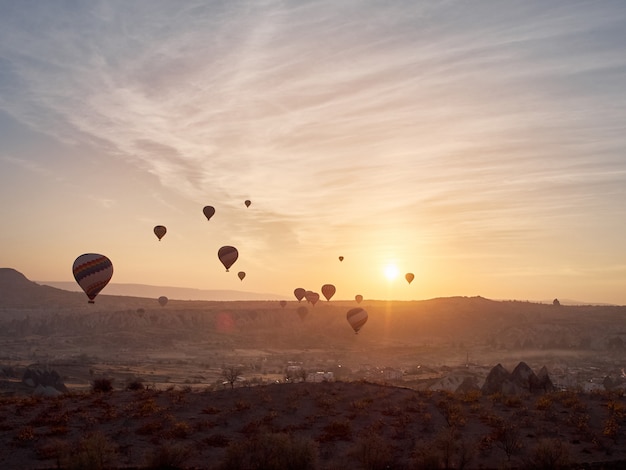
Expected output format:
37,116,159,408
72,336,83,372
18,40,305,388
244,200,251,208
238,271,246,281
321,284,336,301
405,273,415,284
294,288,306,302
280,300,287,308
72,253,113,304
203,206,216,221
355,295,363,304
218,246,238,271
154,225,167,241
305,291,320,306
158,296,168,307
338,256,344,262
297,306,308,320
347,307,368,334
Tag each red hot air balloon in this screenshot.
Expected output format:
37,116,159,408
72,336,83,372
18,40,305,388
158,296,168,307
347,307,368,334
203,206,216,221
355,295,363,304
294,288,306,302
279,300,287,308
154,225,167,241
238,271,246,281
321,284,336,301
72,254,113,304
338,256,344,262
305,291,320,306
218,246,238,271
405,273,415,284
244,200,251,208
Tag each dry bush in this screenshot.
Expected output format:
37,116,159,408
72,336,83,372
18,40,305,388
351,433,397,470
219,432,318,470
145,442,190,469
521,438,571,470
62,431,117,470
91,377,113,393
204,433,230,447
126,379,144,391
318,418,353,442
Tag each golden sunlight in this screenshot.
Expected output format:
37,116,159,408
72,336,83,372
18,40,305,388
383,264,399,281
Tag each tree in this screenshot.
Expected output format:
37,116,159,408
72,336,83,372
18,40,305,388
222,365,243,389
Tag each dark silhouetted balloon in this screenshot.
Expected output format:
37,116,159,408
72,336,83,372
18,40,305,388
305,291,320,306
72,253,113,304
338,256,344,262
294,288,306,302
238,271,246,281
218,246,239,271
297,306,308,320
347,307,368,334
355,295,363,304
280,300,287,308
244,200,251,207
203,206,216,221
158,296,168,307
321,284,336,301
154,225,167,241
405,273,415,284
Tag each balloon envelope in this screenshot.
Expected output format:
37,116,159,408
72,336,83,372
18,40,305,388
294,288,306,302
203,206,216,221
238,271,246,281
158,296,168,307
338,256,344,262
244,200,251,207
321,284,336,301
154,225,167,241
279,300,287,308
218,246,238,271
347,307,368,334
405,273,415,284
72,253,113,303
355,295,363,304
305,291,320,306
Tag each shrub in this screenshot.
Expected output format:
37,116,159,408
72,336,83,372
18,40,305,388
126,380,144,391
145,442,190,469
92,378,113,393
318,419,352,442
522,438,571,470
220,432,318,470
351,433,396,470
63,431,117,470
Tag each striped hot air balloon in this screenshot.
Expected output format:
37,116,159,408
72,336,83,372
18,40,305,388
346,307,368,334
218,246,238,271
72,254,113,304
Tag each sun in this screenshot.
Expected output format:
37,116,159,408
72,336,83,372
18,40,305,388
383,264,399,281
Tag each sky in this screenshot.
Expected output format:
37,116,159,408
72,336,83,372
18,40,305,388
1,1,626,304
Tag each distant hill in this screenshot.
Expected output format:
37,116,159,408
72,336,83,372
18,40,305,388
0,268,85,308
38,281,289,301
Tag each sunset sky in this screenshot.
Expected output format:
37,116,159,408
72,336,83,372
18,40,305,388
1,1,626,304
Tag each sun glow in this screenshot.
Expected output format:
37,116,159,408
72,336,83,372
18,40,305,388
383,264,399,281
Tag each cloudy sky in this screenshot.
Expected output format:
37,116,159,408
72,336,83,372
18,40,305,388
1,1,626,303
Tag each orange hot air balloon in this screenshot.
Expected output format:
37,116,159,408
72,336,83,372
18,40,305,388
321,284,336,301
203,206,216,221
218,246,238,271
238,271,246,281
355,295,363,304
244,200,251,207
72,253,113,304
154,225,167,241
279,300,287,308
347,307,368,334
294,288,306,302
338,256,344,262
158,296,168,307
405,273,415,284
